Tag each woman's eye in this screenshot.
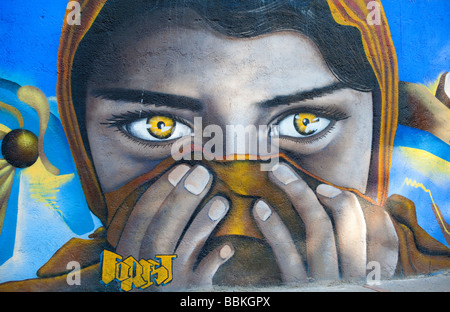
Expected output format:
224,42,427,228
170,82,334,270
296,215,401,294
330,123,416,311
147,116,175,139
276,113,331,138
123,115,192,141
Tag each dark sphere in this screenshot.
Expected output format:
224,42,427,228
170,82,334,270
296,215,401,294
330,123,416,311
1,129,39,168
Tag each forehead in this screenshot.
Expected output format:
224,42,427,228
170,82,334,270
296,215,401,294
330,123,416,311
90,9,338,101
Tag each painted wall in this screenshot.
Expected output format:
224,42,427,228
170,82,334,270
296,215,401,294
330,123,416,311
0,0,448,291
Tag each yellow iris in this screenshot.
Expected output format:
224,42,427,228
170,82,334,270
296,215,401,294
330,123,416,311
294,113,320,136
147,116,175,139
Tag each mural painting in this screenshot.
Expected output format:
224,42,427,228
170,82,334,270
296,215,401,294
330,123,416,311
0,0,449,292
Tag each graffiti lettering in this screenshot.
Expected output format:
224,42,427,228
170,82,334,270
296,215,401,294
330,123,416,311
100,250,176,291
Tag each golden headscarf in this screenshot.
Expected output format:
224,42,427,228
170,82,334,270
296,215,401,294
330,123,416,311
326,0,399,213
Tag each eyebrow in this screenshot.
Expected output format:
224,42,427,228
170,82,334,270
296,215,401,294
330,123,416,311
260,82,348,108
90,88,203,111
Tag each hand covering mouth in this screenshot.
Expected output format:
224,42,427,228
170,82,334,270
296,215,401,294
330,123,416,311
104,156,330,286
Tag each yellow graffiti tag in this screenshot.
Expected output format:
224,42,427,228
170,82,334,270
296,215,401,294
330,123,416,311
100,250,177,291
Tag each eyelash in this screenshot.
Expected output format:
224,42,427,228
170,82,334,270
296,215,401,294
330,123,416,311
102,110,191,128
102,110,192,148
272,106,350,125
271,106,350,144
279,124,337,145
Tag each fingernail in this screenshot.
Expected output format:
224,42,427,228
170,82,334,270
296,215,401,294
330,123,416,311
255,200,272,222
184,165,210,195
272,163,298,185
316,184,342,199
208,198,228,221
219,244,233,259
168,164,191,186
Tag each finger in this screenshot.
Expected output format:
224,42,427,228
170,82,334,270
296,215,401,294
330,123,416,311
253,199,308,284
175,196,230,268
116,164,191,257
193,243,235,287
140,164,213,257
269,163,339,280
362,200,399,278
316,184,367,280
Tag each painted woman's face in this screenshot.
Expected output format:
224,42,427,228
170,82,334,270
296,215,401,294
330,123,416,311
80,10,384,287
85,11,373,196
